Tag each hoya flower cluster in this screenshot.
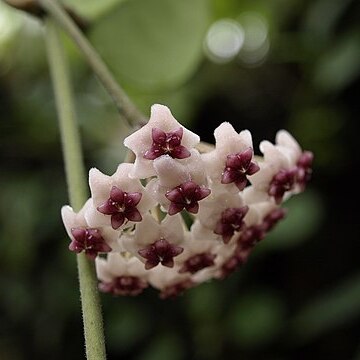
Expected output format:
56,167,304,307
61,104,313,299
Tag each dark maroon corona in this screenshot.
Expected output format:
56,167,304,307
221,148,260,190
97,186,142,229
214,206,249,243
99,276,148,296
144,127,191,160
179,252,216,274
138,238,184,269
69,228,111,259
165,180,211,215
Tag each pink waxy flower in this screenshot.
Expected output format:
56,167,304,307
124,104,200,178
175,227,219,276
268,168,298,204
179,252,217,274
196,188,247,240
144,127,191,160
96,253,149,296
147,265,194,299
165,180,211,215
86,163,156,230
202,122,258,192
214,206,249,243
159,279,194,299
97,186,142,229
122,214,186,270
250,130,313,202
69,228,111,259
221,148,260,190
138,238,184,270
61,200,118,259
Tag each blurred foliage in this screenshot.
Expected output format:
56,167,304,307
1,0,360,359
90,0,211,90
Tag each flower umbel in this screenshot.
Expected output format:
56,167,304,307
61,104,313,298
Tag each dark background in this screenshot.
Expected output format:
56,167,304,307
0,0,359,359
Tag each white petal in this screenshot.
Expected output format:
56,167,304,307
61,199,92,238
161,214,186,245
147,266,190,290
153,155,188,187
214,122,253,155
95,257,113,283
276,130,301,156
88,168,112,205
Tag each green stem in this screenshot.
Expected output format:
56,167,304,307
39,0,145,127
45,18,107,360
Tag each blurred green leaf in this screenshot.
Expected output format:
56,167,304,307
261,191,324,251
226,290,285,347
313,31,360,93
90,0,210,90
303,0,352,41
290,273,360,343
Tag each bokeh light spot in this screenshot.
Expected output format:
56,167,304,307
204,19,245,63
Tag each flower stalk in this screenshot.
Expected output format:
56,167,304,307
38,0,146,127
44,18,106,360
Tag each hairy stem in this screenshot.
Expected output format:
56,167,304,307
45,18,107,360
39,0,146,127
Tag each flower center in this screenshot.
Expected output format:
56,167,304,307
160,280,194,299
138,238,184,270
214,206,249,243
99,276,148,296
97,186,142,229
268,168,297,204
69,227,111,259
221,148,260,190
165,180,211,215
179,252,217,274
143,127,191,160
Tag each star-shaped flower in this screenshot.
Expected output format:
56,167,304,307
202,122,258,192
96,253,149,296
124,104,200,178
97,186,142,229
146,150,210,214
249,130,305,202
147,266,194,299
221,148,260,190
122,214,186,270
85,163,156,230
69,228,112,259
175,226,218,275
268,168,298,204
143,127,191,160
196,188,247,240
165,180,211,215
61,199,119,259
214,206,249,243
